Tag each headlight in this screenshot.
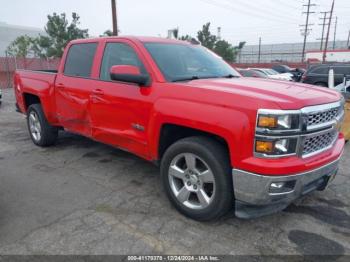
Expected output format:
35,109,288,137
255,138,298,156
257,114,300,130
255,110,301,157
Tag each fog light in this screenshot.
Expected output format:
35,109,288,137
271,182,285,189
269,181,296,194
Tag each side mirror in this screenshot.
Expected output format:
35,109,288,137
110,65,150,86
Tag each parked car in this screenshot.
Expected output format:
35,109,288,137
334,77,350,142
251,68,293,81
272,64,292,74
238,69,267,78
14,36,345,221
302,64,350,87
272,65,305,82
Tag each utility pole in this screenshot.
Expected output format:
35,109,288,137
333,16,338,50
317,11,330,51
323,0,335,63
258,37,262,63
300,0,316,63
347,30,350,48
111,0,118,36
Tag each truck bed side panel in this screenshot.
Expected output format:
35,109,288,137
14,70,59,125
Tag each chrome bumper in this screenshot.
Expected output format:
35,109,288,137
232,157,341,218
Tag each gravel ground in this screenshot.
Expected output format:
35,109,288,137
0,88,349,255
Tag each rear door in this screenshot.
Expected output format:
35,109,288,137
55,42,98,136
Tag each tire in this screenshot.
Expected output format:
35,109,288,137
27,104,58,147
160,136,233,221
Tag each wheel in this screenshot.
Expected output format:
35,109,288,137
160,136,233,221
27,104,58,147
315,82,327,87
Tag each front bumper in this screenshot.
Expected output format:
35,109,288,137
232,156,341,218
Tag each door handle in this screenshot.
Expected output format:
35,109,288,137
92,89,104,95
57,83,65,89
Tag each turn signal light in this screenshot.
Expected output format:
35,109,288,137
255,141,274,153
258,116,278,128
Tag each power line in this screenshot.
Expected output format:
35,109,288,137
300,0,316,62
220,0,300,22
199,0,300,24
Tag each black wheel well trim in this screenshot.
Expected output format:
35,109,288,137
158,123,231,163
23,93,41,111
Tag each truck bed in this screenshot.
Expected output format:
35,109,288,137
14,69,58,115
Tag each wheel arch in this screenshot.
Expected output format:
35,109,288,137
157,123,231,165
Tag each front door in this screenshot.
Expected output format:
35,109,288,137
89,41,153,158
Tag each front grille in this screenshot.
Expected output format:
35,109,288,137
302,130,338,156
307,107,340,127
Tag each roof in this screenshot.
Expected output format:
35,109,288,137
70,36,191,45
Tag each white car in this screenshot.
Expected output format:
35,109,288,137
335,80,350,93
250,68,293,81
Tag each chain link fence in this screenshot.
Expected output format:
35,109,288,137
0,55,60,89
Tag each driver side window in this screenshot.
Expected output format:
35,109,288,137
100,42,146,81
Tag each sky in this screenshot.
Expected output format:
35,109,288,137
1,0,350,46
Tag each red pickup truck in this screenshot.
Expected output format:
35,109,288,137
14,37,345,220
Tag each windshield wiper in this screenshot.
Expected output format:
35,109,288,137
171,75,220,82
222,74,239,78
171,74,239,82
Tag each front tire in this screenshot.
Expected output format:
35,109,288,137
160,136,233,221
27,104,58,147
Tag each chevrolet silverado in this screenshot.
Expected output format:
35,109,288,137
14,37,345,220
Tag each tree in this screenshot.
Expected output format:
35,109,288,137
214,40,235,62
197,22,217,50
38,12,89,58
6,35,34,58
233,41,246,62
101,30,113,37
8,12,89,58
179,35,193,41
172,28,179,39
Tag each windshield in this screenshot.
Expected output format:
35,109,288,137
144,42,240,82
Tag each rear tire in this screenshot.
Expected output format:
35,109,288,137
27,104,58,147
160,136,233,221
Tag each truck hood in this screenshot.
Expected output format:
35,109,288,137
181,77,341,110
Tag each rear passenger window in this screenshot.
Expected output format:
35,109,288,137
334,67,350,75
64,43,97,77
100,42,146,81
311,67,329,74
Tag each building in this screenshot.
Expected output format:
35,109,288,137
0,22,46,88
0,22,44,56
239,40,349,63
